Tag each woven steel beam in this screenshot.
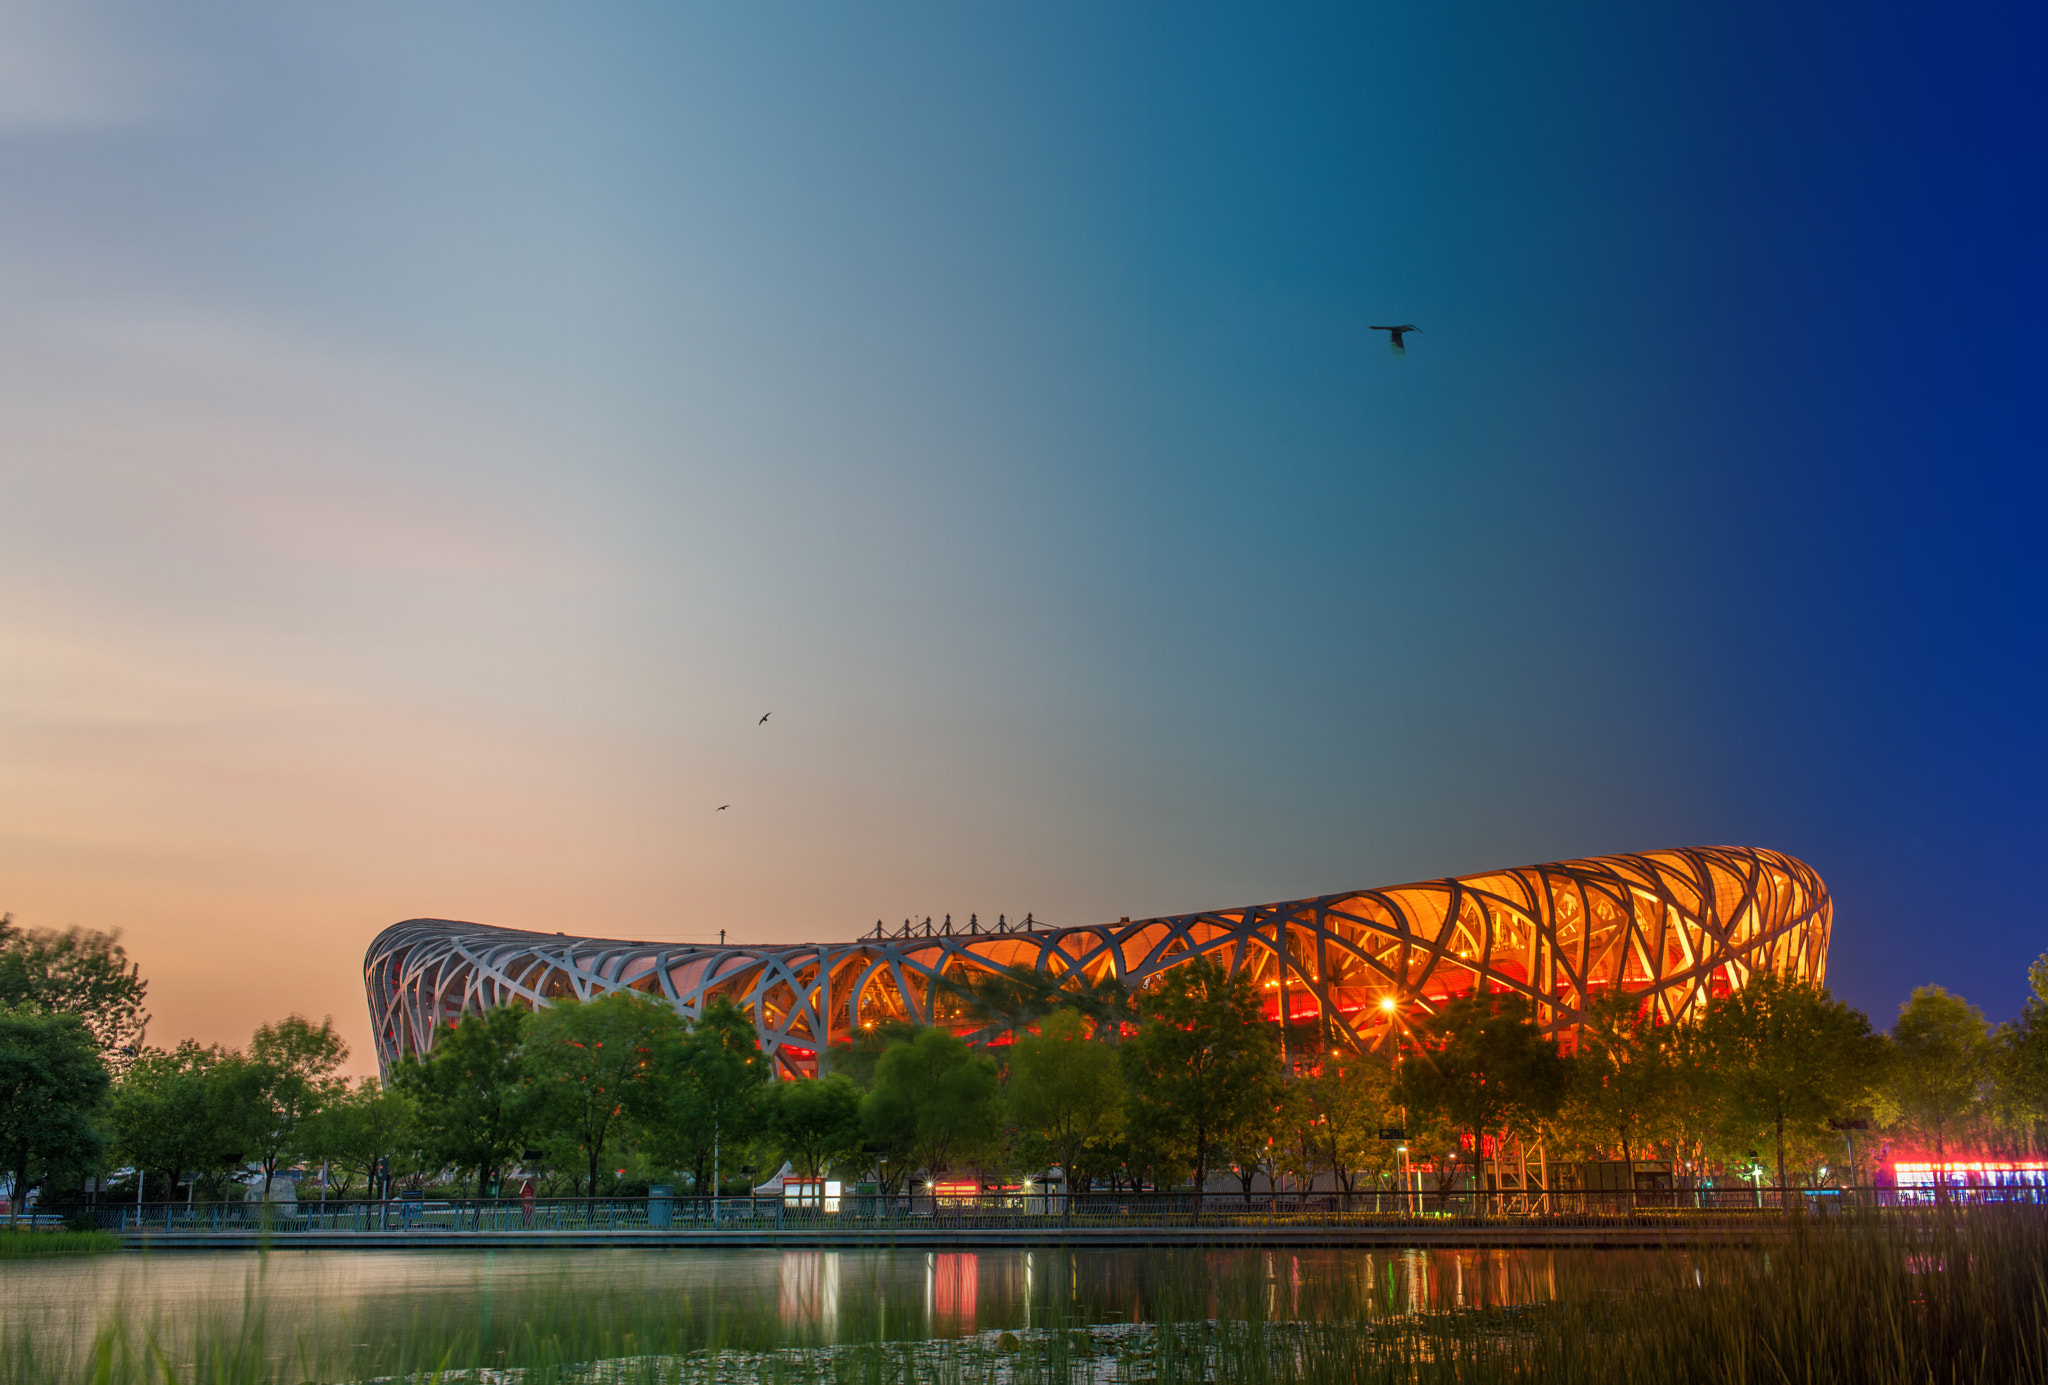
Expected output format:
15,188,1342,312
363,845,1830,1079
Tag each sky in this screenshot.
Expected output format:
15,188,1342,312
0,1,2040,1076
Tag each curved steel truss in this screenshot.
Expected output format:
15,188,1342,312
365,845,1830,1078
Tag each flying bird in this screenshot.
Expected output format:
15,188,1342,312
1369,324,1422,353
758,712,771,724
716,804,731,811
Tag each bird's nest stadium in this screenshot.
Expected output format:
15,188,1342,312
364,845,1829,1079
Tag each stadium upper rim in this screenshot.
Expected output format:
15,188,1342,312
364,845,1829,1078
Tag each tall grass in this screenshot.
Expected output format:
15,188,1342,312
2,1212,2043,1383
0,1228,120,1258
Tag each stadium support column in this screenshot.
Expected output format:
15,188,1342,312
816,948,831,1075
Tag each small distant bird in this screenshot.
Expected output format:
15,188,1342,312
716,804,731,811
1369,324,1422,353
758,712,771,725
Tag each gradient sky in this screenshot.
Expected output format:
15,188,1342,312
1,2,2040,1075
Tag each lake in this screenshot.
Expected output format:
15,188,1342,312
3,1243,1672,1359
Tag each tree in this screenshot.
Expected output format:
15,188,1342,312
1118,956,1282,1197
1992,954,2048,1152
765,1074,865,1179
860,1027,1000,1188
247,1014,349,1197
631,999,769,1194
527,993,666,1196
1296,1061,1398,1195
1697,973,1885,1192
1231,1078,1309,1203
110,1041,247,1201
1883,986,1990,1166
0,1008,111,1219
300,1077,415,1198
1396,993,1569,1191
942,964,1067,1043
1004,1009,1125,1192
391,1005,535,1196
0,914,150,1057
1564,989,1674,1185
942,964,1139,1047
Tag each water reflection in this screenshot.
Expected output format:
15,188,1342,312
3,1243,1680,1359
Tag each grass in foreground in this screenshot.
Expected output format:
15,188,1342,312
0,1227,121,1258
2,1212,2045,1383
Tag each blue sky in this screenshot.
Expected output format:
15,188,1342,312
0,2,2039,1064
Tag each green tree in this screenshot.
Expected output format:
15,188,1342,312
110,1041,247,1201
1990,954,2048,1151
938,963,1140,1048
1564,989,1674,1186
247,1014,349,1196
860,1027,1000,1189
1119,956,1283,1196
0,914,150,1057
1297,1060,1398,1195
1004,1009,1125,1192
391,1005,535,1196
1697,973,1885,1192
1231,1078,1309,1202
527,993,667,1195
1396,993,1569,1191
765,1074,865,1179
631,998,770,1194
0,1008,111,1219
1882,986,1990,1166
300,1077,415,1198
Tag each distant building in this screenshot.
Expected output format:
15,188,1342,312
364,845,1829,1079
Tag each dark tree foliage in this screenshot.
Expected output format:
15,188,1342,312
0,1008,110,1216
628,998,769,1194
390,1005,535,1197
1397,992,1569,1185
1698,972,1886,1191
1119,956,1282,1195
527,992,670,1195
937,963,1139,1045
247,1014,349,1196
859,1027,1000,1189
110,1040,250,1200
0,913,150,1057
765,1073,865,1179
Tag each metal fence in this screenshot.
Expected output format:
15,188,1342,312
74,1185,2048,1236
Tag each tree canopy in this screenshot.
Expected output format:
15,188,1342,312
0,913,149,1056
1697,972,1886,1190
0,1008,110,1217
1118,956,1282,1194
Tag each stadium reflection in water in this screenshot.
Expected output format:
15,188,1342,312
763,1245,1659,1335
3,1246,1686,1362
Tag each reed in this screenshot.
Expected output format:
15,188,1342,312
0,1228,121,1258
1,1212,2041,1383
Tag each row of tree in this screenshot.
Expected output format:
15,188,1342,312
6,905,2048,1206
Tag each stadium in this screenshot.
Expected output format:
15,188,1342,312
364,845,1830,1079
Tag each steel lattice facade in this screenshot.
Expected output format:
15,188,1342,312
364,844,1829,1079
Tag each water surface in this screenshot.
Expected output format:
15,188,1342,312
3,1244,1675,1357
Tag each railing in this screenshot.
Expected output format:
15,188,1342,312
71,1186,2048,1236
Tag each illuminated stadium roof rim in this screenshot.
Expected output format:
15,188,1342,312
364,844,1830,1080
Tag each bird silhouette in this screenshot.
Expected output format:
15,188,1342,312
758,712,771,725
716,804,730,811
1369,324,1422,352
